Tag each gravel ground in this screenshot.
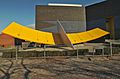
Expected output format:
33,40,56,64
0,56,120,79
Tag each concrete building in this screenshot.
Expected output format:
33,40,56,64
86,0,120,39
35,4,86,33
36,0,120,40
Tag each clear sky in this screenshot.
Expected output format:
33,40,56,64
0,0,105,33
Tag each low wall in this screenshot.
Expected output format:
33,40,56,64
0,47,120,58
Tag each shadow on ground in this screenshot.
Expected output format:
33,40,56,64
0,57,120,79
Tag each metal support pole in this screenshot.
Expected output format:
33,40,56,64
76,45,79,59
102,48,104,56
93,47,95,57
93,51,95,56
44,45,46,58
16,46,18,60
77,49,79,59
110,42,113,56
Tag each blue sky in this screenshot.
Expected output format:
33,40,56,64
0,0,105,32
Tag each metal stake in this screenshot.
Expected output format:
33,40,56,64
16,46,18,60
110,42,113,56
44,45,46,58
76,45,79,59
102,48,104,56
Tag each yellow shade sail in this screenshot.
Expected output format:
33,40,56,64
2,22,109,45
67,28,109,44
2,22,55,45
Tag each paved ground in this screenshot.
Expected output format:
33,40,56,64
0,56,120,79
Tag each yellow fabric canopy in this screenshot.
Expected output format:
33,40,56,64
2,22,109,45
67,28,109,44
2,22,55,45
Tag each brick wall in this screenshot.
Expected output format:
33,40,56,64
0,33,15,47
